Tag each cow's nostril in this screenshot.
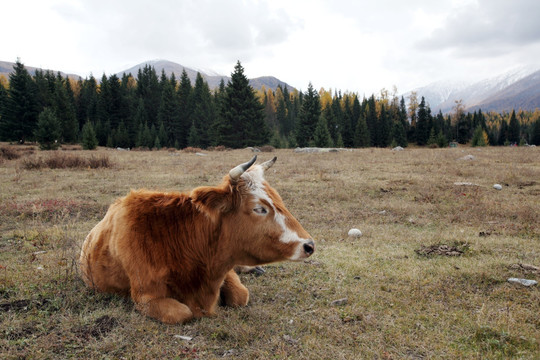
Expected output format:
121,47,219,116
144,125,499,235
303,241,315,255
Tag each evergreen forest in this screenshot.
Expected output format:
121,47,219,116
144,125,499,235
1,59,540,150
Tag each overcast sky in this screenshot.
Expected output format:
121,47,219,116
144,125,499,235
5,0,540,95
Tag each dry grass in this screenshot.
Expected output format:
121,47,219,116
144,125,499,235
20,151,113,170
0,144,539,359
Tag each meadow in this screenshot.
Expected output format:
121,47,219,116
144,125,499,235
0,144,539,359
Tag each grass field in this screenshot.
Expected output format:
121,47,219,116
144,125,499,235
1,144,539,359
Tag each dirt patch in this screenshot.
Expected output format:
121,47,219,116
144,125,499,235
72,315,119,340
415,242,470,257
509,263,540,274
0,297,51,312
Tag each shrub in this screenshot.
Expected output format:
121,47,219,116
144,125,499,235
259,145,275,152
0,146,22,160
21,152,113,170
183,147,203,153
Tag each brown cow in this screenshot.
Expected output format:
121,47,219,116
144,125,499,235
79,156,314,324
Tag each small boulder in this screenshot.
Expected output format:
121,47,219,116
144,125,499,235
493,184,502,190
348,228,362,238
507,278,538,287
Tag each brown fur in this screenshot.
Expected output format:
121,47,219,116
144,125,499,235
80,166,312,324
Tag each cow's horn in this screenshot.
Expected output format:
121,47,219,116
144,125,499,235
229,156,257,181
261,157,277,171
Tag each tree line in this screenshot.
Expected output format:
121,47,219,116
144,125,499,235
1,59,540,150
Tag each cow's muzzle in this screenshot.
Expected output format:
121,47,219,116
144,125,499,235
303,240,315,256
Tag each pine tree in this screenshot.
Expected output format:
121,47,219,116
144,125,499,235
53,74,78,143
157,79,180,147
531,118,540,145
365,96,377,146
34,107,61,150
508,110,520,144
391,119,407,147
436,130,449,148
295,82,321,147
77,75,99,129
216,61,268,148
142,122,153,148
275,86,288,136
498,119,509,145
471,125,488,147
427,128,437,147
81,121,98,150
115,121,130,148
176,69,193,148
0,60,39,142
0,80,7,118
157,121,167,148
154,135,161,149
354,113,370,148
341,96,354,147
187,121,201,148
377,104,391,147
415,97,429,145
136,65,161,127
190,73,215,148
313,115,332,147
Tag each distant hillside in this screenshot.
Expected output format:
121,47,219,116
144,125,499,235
117,59,294,91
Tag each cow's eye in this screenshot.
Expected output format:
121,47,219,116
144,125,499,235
253,206,268,215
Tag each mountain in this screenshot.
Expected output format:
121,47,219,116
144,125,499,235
0,59,294,92
117,59,294,91
468,70,540,113
404,66,540,113
0,60,79,80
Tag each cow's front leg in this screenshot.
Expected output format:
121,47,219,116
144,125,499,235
131,281,193,324
220,269,249,307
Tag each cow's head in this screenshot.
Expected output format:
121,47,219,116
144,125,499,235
191,156,314,266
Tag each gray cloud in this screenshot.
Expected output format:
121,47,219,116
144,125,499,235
416,0,540,57
53,0,301,70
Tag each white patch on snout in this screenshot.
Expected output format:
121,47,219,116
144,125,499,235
242,166,311,261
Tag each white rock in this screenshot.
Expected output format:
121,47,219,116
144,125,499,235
348,228,362,237
507,278,538,287
392,146,404,151
459,154,475,161
174,335,193,341
454,182,479,186
493,184,503,190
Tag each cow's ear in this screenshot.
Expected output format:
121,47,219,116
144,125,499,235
191,185,238,219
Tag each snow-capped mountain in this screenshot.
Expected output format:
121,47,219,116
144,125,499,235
403,65,540,113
